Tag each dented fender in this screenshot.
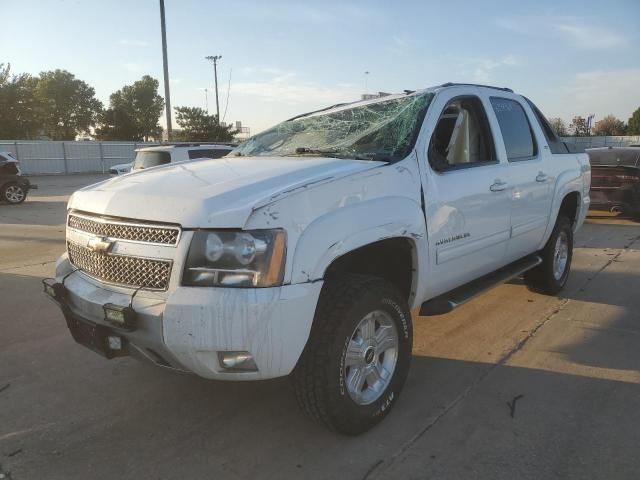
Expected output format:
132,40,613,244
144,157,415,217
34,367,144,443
290,196,427,284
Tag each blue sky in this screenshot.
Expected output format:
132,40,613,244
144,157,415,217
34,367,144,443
2,0,639,133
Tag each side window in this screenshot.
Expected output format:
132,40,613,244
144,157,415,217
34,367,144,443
428,96,496,172
188,149,231,160
188,150,207,159
490,97,537,161
524,98,569,154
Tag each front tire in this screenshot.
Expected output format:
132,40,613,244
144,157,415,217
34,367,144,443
293,274,412,435
2,183,27,204
524,215,573,295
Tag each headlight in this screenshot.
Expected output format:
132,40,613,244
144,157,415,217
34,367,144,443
183,229,286,287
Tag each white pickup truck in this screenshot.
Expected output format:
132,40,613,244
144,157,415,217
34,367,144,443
44,83,590,434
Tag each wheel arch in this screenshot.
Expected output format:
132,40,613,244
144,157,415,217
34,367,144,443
290,196,426,305
539,187,582,249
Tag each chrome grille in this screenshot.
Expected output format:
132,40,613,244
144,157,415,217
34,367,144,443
68,213,180,246
67,241,172,290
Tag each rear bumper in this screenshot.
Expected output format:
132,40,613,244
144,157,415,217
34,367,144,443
48,255,323,380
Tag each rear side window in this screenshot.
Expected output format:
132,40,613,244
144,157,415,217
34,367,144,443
490,98,537,161
188,149,231,160
132,151,171,170
524,98,569,154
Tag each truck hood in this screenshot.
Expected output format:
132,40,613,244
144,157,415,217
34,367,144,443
69,156,383,227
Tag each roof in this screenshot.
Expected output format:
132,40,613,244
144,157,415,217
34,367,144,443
288,82,518,121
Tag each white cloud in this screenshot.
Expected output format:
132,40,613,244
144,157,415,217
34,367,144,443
472,55,520,82
240,66,287,76
552,23,626,49
497,16,628,50
123,62,144,73
119,39,149,47
274,3,382,24
453,55,521,83
233,71,361,105
386,33,412,56
545,69,640,122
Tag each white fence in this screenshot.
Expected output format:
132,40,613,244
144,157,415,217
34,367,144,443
2,136,640,175
561,135,640,150
0,140,157,175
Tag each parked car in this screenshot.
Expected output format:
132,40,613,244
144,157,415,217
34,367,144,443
44,83,590,434
586,146,640,217
0,152,37,204
109,143,236,175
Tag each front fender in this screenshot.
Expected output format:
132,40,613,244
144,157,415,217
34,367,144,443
290,196,427,284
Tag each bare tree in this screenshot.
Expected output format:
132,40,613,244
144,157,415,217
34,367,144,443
592,115,626,136
569,116,590,137
548,117,568,136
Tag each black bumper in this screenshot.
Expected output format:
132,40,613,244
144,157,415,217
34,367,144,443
42,279,127,359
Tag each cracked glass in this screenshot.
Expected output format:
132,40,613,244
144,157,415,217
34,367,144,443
233,92,434,162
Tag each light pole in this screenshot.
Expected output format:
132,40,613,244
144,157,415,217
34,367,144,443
204,88,209,113
159,0,172,140
364,71,370,94
205,55,222,123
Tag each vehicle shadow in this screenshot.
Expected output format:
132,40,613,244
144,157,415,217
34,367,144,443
1,269,639,480
587,211,639,223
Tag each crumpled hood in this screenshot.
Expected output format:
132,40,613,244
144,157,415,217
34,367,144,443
69,156,382,227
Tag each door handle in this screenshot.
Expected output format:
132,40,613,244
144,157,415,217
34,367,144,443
536,172,549,183
490,179,508,192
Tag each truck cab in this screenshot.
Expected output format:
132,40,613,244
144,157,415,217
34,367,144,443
44,83,590,434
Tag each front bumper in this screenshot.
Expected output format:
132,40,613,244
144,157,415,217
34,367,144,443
48,255,323,380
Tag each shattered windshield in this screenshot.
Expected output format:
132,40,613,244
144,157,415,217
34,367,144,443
233,92,434,162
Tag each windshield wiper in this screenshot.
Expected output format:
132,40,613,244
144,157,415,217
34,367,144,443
292,147,384,161
294,147,342,156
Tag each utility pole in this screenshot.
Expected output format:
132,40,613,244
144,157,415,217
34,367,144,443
159,0,172,140
205,55,222,123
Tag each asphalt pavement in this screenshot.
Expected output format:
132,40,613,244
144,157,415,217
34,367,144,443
1,175,639,479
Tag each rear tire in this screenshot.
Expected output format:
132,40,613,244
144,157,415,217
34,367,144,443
293,274,412,435
524,215,573,295
2,183,27,204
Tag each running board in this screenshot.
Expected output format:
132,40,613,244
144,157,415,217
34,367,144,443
419,255,542,316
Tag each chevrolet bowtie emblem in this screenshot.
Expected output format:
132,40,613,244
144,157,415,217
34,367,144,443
87,236,114,253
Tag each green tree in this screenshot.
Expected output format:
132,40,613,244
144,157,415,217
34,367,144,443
35,69,102,140
174,106,237,142
0,63,41,139
592,115,626,136
548,117,568,137
627,107,640,135
569,116,590,137
96,75,164,141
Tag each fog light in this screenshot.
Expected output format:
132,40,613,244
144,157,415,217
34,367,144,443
218,351,258,372
107,335,123,350
42,278,65,300
103,303,137,331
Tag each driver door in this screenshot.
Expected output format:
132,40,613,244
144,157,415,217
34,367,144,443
419,89,512,298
